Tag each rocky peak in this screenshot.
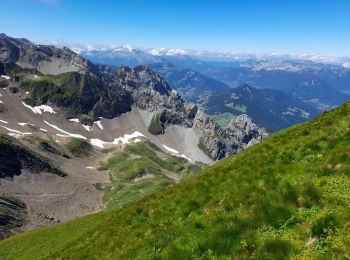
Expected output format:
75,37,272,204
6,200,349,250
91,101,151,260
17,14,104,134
116,65,173,95
228,114,255,132
226,114,267,147
0,33,98,76
115,64,183,111
193,111,267,159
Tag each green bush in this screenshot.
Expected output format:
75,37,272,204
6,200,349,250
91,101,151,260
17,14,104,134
260,239,292,259
65,138,92,156
148,113,164,135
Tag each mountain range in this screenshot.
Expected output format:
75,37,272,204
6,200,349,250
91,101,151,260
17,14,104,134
78,42,350,131
0,33,266,238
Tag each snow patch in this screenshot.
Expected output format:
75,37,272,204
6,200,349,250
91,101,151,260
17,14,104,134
69,119,92,132
0,119,8,124
18,122,29,126
90,131,145,148
162,144,194,163
1,75,10,80
86,166,94,169
8,133,22,138
44,120,87,139
94,120,103,130
179,154,193,162
69,118,80,123
162,144,179,154
0,125,31,137
0,126,22,134
22,102,56,114
82,124,92,132
34,75,40,79
90,138,105,148
115,131,145,144
40,128,48,132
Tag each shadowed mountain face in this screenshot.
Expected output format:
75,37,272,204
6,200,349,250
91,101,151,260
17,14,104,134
0,196,28,240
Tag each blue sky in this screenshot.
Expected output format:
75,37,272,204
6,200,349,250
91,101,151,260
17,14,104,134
1,0,350,55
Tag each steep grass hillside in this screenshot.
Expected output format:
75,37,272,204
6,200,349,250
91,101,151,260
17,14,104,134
1,102,350,259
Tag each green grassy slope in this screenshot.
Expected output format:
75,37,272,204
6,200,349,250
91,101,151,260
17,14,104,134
98,141,200,210
1,102,350,259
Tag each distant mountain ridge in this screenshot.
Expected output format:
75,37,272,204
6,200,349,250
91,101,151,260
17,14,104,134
77,43,350,113
149,63,230,102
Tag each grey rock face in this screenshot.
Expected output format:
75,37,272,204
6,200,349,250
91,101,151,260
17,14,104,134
193,111,267,159
115,65,184,112
0,34,96,76
192,110,225,157
226,114,268,150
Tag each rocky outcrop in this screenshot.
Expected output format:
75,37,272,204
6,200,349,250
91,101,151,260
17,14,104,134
115,65,184,111
193,110,267,159
226,114,268,149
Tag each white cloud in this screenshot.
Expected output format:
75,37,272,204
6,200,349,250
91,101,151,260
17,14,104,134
343,63,350,68
147,48,188,56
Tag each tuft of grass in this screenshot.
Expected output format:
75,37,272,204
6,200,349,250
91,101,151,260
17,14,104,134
65,138,92,156
148,112,164,135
